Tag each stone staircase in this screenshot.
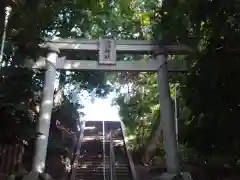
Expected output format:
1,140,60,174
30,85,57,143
76,154,108,180
113,163,132,180
75,153,132,180
73,121,134,180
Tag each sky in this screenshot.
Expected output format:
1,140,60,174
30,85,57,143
57,75,126,122
82,91,121,121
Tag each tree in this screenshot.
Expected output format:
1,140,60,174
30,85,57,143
0,0,115,177
0,0,115,144
152,0,240,178
0,0,164,178
113,72,179,165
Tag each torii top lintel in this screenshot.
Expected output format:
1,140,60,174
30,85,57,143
32,38,191,72
40,38,192,55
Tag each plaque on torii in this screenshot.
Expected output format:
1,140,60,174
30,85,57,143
99,37,116,65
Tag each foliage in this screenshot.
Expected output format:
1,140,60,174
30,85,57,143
114,73,159,149
0,68,43,144
4,0,240,178
113,2,240,178
0,0,115,145
0,1,161,176
156,0,240,166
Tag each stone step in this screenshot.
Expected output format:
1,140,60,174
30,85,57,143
76,175,131,180
76,165,129,169
76,168,129,173
76,174,131,178
75,178,132,180
76,173,130,176
77,164,129,167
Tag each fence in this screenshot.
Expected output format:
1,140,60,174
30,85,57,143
0,144,24,179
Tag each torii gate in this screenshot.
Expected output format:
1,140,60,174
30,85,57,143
23,38,191,180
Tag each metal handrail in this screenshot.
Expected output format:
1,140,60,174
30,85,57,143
68,120,85,180
120,121,137,180
109,131,116,180
102,120,106,180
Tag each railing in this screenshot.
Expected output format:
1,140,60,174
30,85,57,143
109,131,116,180
0,173,9,180
120,121,137,180
0,144,24,179
103,120,106,180
69,120,85,180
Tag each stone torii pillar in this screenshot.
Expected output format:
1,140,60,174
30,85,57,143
24,45,59,180
155,51,180,179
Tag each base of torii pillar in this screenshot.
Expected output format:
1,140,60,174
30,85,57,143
158,173,178,180
157,172,192,180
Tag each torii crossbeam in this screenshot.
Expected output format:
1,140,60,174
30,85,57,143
25,38,192,180
30,38,190,72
